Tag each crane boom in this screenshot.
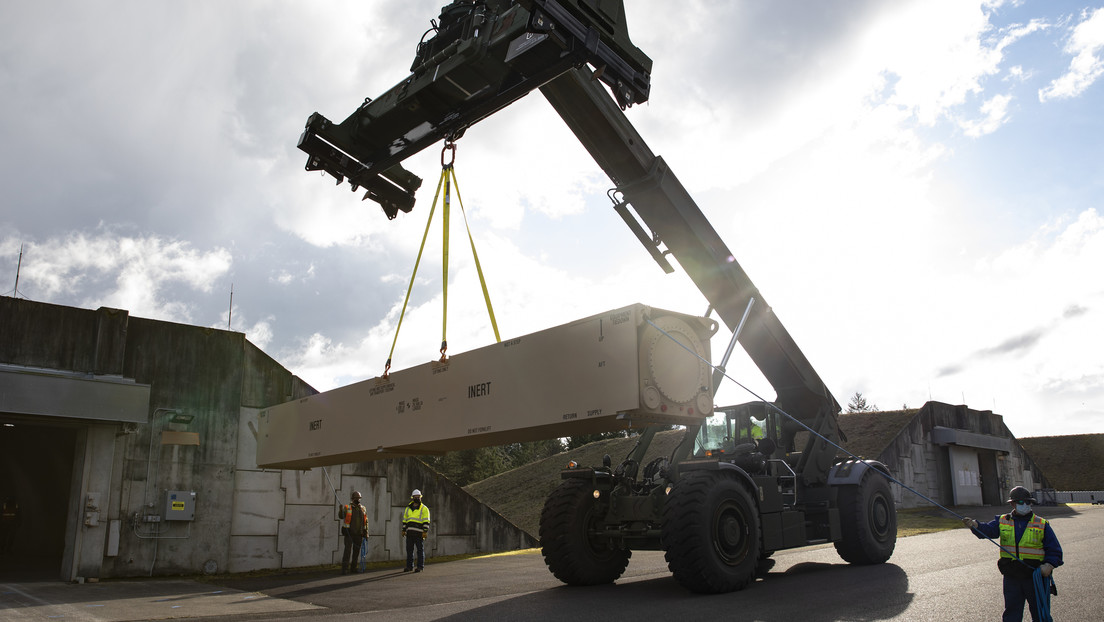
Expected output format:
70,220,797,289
540,69,842,481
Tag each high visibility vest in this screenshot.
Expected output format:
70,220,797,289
342,503,367,532
402,504,431,532
998,514,1047,561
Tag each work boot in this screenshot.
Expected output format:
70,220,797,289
404,567,412,572
415,568,422,573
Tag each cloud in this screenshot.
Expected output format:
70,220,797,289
1039,7,1104,101
960,93,1012,137
1,230,231,323
937,365,964,378
925,209,1104,433
1062,304,1088,319
970,299,1094,360
975,327,1045,358
238,317,276,351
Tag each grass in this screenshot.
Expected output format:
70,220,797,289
464,430,685,537
895,507,966,537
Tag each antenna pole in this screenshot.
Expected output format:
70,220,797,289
228,283,234,330
12,243,23,298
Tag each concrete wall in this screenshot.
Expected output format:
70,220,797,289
0,297,534,580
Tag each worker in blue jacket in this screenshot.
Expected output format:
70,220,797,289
962,486,1063,622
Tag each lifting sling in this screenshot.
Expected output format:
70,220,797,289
384,140,500,379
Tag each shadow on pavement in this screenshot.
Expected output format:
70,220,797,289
435,560,912,621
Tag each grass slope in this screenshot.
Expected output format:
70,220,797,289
464,429,685,537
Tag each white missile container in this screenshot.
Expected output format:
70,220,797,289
256,303,717,469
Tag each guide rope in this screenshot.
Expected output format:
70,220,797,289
383,139,500,378
644,315,1050,572
1033,568,1054,621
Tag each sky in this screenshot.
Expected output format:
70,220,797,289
1,0,1102,440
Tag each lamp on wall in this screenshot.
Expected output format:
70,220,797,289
161,410,199,446
169,412,195,425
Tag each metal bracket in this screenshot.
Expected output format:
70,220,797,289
609,189,674,274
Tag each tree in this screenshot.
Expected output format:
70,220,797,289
502,438,564,466
565,430,631,451
846,391,878,413
421,438,566,486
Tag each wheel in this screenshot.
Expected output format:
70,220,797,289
661,470,761,594
539,478,630,585
834,469,897,564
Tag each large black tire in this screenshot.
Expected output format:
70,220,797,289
661,470,761,594
539,478,630,585
834,469,897,564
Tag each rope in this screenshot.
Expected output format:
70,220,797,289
643,315,1046,568
1033,567,1054,621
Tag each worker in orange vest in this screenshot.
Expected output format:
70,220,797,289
339,490,369,574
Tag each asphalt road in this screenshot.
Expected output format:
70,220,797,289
2,505,1099,621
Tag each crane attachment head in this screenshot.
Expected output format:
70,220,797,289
297,0,653,218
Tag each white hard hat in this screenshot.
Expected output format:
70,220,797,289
411,489,422,497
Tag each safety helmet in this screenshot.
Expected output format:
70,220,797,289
1007,486,1036,504
411,489,422,497
351,490,362,500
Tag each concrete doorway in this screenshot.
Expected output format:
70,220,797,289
977,449,1003,505
0,419,78,581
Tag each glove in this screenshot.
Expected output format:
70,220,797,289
1040,563,1054,578
422,531,427,540
962,518,978,530
401,530,407,538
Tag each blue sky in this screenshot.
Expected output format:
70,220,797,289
1,0,1101,439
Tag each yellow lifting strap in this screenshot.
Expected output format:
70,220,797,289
383,141,500,379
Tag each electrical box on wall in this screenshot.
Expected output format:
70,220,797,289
163,490,196,521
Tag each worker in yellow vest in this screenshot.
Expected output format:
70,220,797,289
963,486,1063,622
401,489,430,572
339,490,369,575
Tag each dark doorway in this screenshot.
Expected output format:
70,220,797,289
978,449,1002,506
0,420,78,581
